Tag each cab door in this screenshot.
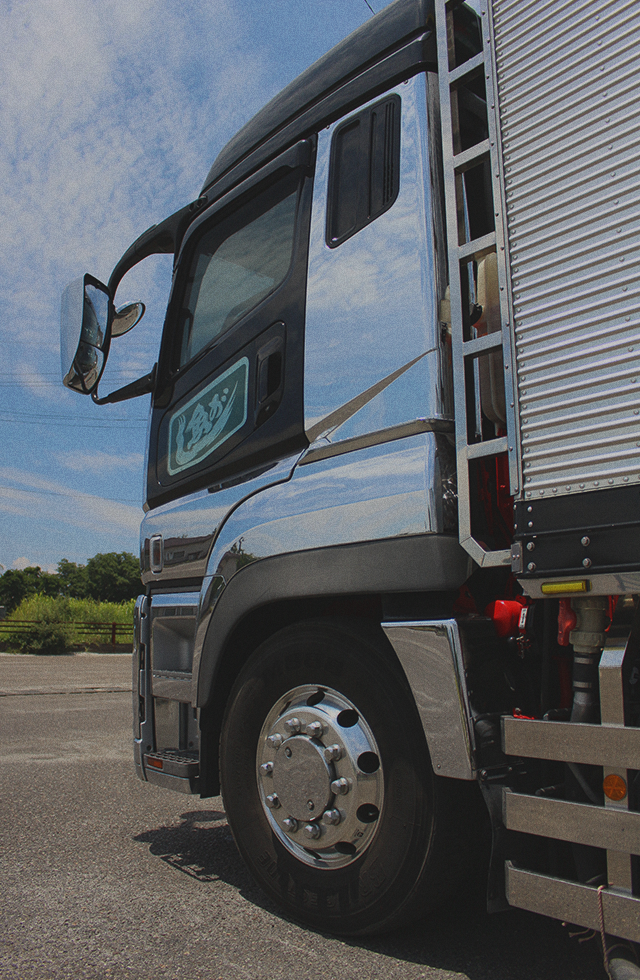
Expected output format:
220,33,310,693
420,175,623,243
147,141,314,508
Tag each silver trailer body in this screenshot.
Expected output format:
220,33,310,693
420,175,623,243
435,0,640,941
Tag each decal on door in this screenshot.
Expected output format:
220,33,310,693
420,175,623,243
167,357,249,475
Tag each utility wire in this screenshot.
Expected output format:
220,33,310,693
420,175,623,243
0,417,144,429
363,0,375,12
1,410,147,421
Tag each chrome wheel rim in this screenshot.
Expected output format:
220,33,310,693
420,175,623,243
256,684,384,868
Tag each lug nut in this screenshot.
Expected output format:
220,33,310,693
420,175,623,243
324,744,342,762
268,734,283,748
322,809,341,826
305,721,324,738
303,823,321,840
260,762,274,776
265,794,280,809
282,817,298,833
285,717,301,734
331,777,350,795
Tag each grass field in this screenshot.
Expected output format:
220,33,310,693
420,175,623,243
0,595,135,654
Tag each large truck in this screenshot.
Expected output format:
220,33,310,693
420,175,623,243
61,0,640,955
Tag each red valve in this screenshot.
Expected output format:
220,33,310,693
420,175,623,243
486,598,527,638
557,599,577,646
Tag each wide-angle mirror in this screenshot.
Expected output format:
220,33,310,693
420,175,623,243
112,301,146,337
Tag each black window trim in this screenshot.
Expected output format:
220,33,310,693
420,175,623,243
156,139,314,393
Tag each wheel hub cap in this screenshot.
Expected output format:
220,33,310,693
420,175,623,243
257,685,384,869
272,735,332,820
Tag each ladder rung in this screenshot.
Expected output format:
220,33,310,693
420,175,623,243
464,332,503,357
457,231,496,261
449,51,485,87
453,139,491,173
465,436,509,460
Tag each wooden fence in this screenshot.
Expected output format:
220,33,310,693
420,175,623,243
0,619,133,650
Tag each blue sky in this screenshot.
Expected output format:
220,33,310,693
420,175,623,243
0,0,387,573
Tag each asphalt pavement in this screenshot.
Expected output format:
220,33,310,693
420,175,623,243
0,654,606,980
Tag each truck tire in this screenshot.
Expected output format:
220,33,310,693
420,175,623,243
219,618,477,935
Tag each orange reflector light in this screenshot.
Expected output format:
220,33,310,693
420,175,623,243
603,774,627,801
540,580,589,595
146,757,163,770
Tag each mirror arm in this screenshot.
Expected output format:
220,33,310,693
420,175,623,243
92,364,156,405
107,195,208,296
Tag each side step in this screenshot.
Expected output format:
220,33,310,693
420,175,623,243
143,751,199,794
504,789,640,856
506,864,640,944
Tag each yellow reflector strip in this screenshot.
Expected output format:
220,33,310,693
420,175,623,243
540,580,589,595
146,757,163,770
603,774,627,801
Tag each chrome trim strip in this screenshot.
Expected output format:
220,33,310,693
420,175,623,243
133,595,152,781
305,353,433,445
382,620,475,780
150,592,200,611
301,418,454,465
503,790,640,856
505,863,640,943
502,717,640,770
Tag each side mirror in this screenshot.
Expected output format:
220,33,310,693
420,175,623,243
60,275,111,394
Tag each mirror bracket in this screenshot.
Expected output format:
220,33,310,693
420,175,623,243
92,364,156,405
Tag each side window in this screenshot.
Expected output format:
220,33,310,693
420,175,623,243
178,177,299,368
326,94,401,248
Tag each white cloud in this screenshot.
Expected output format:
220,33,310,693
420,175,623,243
0,467,141,536
0,0,272,368
11,556,46,571
56,449,144,475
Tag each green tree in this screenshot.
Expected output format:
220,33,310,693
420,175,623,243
84,552,141,603
0,567,60,614
56,558,89,598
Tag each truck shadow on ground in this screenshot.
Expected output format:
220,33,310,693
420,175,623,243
134,809,605,980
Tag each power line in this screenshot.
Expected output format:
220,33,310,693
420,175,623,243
363,0,375,12
1,410,147,421
0,417,145,429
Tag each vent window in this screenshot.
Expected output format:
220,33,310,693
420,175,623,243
326,95,401,248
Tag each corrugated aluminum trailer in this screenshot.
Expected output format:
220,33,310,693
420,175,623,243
438,0,640,943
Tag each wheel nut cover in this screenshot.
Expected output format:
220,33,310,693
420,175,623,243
257,685,384,869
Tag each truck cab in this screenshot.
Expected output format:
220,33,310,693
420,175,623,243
61,0,640,951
